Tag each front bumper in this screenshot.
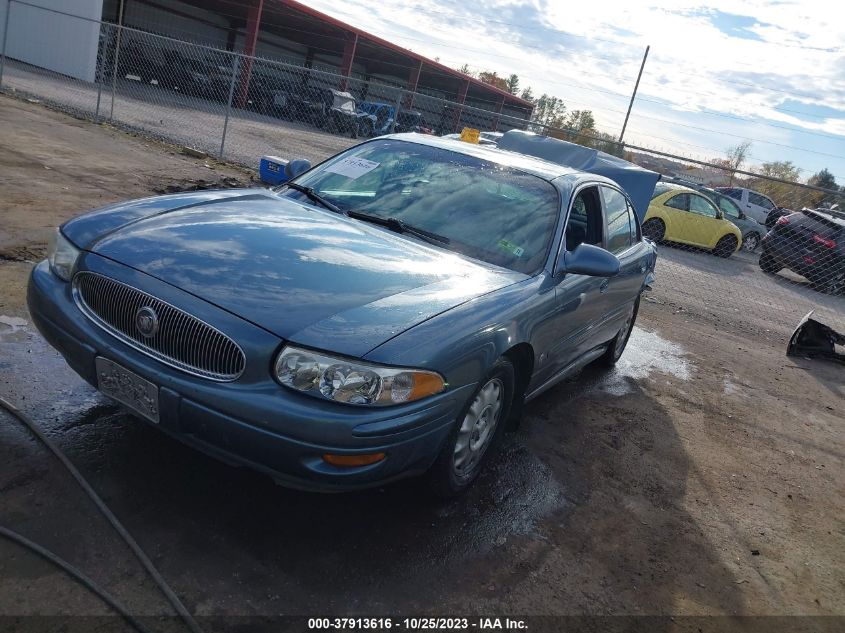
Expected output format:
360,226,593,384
27,257,472,492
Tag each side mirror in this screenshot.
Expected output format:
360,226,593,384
285,158,312,179
555,243,620,277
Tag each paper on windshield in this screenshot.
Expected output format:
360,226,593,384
325,157,380,179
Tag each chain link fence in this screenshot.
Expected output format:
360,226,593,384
2,0,842,343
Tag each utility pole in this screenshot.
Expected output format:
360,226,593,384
619,45,649,145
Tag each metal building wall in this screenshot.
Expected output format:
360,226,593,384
1,0,103,82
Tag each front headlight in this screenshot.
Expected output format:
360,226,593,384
47,229,80,281
274,346,446,406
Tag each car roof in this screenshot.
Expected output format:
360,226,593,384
385,133,609,185
654,181,700,195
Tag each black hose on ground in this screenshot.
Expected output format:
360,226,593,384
0,396,204,633
0,525,154,633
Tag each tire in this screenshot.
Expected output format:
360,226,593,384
759,251,781,274
742,232,761,252
810,270,845,295
598,296,639,366
714,234,738,258
428,358,515,497
642,218,665,242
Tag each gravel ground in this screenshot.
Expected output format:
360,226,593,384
0,95,842,628
1,58,357,166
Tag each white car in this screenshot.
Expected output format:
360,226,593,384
715,187,779,225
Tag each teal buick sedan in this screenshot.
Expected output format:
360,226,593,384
28,132,658,495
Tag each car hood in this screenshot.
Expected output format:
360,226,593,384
74,190,525,357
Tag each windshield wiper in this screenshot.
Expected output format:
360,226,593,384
347,211,450,246
285,182,343,214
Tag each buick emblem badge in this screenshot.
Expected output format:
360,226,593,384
135,306,159,338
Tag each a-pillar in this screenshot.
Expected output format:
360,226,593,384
235,0,264,108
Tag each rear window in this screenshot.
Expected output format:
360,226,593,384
652,183,675,199
718,188,743,201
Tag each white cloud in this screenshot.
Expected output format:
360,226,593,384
306,0,845,178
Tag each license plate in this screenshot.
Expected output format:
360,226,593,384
95,357,160,424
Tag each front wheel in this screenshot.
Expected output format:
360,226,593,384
742,232,761,251
598,296,639,366
428,359,515,497
714,235,738,258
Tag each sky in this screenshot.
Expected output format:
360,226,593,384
306,0,845,185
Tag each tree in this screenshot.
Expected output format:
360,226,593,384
505,74,520,95
476,70,509,91
530,94,567,128
722,141,752,185
750,160,805,208
758,160,800,181
807,168,840,207
456,64,474,77
808,168,838,191
520,86,534,102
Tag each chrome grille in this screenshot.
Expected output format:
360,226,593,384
73,272,245,381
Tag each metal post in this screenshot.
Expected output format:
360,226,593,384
0,0,12,90
219,55,240,160
618,45,649,144
390,90,402,133
94,25,105,121
108,0,125,121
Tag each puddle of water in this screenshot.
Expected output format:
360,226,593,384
0,315,30,342
594,326,692,396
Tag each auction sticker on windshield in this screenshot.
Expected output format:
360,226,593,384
325,157,380,179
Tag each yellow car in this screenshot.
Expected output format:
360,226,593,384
642,183,742,257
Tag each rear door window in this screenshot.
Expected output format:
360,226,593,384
749,192,776,210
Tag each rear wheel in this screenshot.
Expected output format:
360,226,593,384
428,358,514,497
714,235,738,258
811,269,845,295
598,296,639,366
642,218,665,242
759,251,781,274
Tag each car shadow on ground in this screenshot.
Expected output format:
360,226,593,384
657,241,757,278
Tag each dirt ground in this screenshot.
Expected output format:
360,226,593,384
0,95,842,628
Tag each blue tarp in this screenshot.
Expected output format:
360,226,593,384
497,131,660,221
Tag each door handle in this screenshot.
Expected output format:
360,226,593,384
599,279,610,293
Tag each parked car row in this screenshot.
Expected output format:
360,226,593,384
261,86,433,139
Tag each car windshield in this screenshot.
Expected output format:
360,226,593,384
283,139,560,274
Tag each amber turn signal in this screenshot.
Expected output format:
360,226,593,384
322,452,386,467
